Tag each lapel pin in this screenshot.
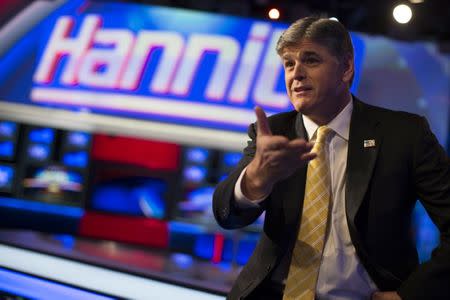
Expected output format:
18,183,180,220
364,139,376,148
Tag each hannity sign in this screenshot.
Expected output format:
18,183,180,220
4,1,363,132
31,14,288,130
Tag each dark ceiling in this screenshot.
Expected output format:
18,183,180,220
131,0,450,46
1,0,448,50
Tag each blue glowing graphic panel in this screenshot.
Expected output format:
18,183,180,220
222,152,242,168
61,131,91,168
0,196,83,219
28,128,55,144
65,131,91,148
27,143,51,162
0,121,18,161
0,267,116,300
22,165,84,206
183,165,208,184
0,121,17,139
0,141,15,160
0,164,15,193
184,148,211,165
92,178,167,219
63,151,88,168
219,151,243,181
177,186,215,224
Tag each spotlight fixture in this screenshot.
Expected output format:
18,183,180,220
393,4,413,24
268,8,280,20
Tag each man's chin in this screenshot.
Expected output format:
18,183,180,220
292,100,312,114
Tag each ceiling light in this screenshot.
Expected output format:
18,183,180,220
268,8,280,20
393,4,413,24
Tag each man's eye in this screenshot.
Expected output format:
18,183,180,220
284,61,294,68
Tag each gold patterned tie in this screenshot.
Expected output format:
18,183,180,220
283,126,333,300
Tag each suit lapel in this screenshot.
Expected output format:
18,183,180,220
346,99,382,229
281,112,309,227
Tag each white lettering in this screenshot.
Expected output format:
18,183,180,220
253,29,290,109
170,34,240,100
228,23,271,104
34,15,101,84
119,31,184,93
78,29,134,88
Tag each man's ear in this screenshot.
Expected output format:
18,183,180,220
341,54,354,85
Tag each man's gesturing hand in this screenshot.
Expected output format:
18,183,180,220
242,107,317,200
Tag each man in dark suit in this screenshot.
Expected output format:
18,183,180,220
213,16,450,300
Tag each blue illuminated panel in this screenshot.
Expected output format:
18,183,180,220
28,128,55,144
24,166,83,191
63,151,88,168
0,121,18,161
27,143,51,162
185,148,210,165
22,165,84,206
177,186,214,222
222,152,242,168
183,165,207,184
218,151,243,182
0,267,116,300
0,121,17,139
0,196,83,219
0,164,15,193
218,173,228,182
413,202,440,262
65,132,91,148
0,141,14,159
92,178,167,219
170,253,194,269
236,234,258,265
194,234,214,260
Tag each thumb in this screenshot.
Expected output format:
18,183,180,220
255,106,272,136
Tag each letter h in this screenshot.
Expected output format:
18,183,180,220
34,15,101,85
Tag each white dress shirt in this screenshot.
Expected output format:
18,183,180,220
234,100,379,299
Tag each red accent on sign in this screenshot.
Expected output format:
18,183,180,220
212,233,225,263
79,211,169,249
91,134,180,171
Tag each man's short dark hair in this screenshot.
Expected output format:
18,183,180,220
276,16,355,84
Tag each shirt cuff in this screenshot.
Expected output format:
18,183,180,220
234,167,269,208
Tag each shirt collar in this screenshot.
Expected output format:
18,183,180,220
302,98,353,141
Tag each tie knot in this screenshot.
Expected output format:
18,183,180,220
315,126,332,145
311,126,332,155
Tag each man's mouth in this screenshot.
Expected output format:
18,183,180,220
292,86,313,95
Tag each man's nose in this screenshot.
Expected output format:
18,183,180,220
293,64,306,80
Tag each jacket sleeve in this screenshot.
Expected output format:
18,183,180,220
397,116,450,299
212,122,268,229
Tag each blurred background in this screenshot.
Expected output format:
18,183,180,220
0,0,448,299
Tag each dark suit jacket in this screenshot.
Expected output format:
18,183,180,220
213,98,450,300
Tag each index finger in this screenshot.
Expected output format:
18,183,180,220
255,106,272,136
286,139,314,152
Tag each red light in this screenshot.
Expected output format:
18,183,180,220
212,233,225,263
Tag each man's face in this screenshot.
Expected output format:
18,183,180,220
281,39,352,118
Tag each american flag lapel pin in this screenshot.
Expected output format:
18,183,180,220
364,139,376,148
